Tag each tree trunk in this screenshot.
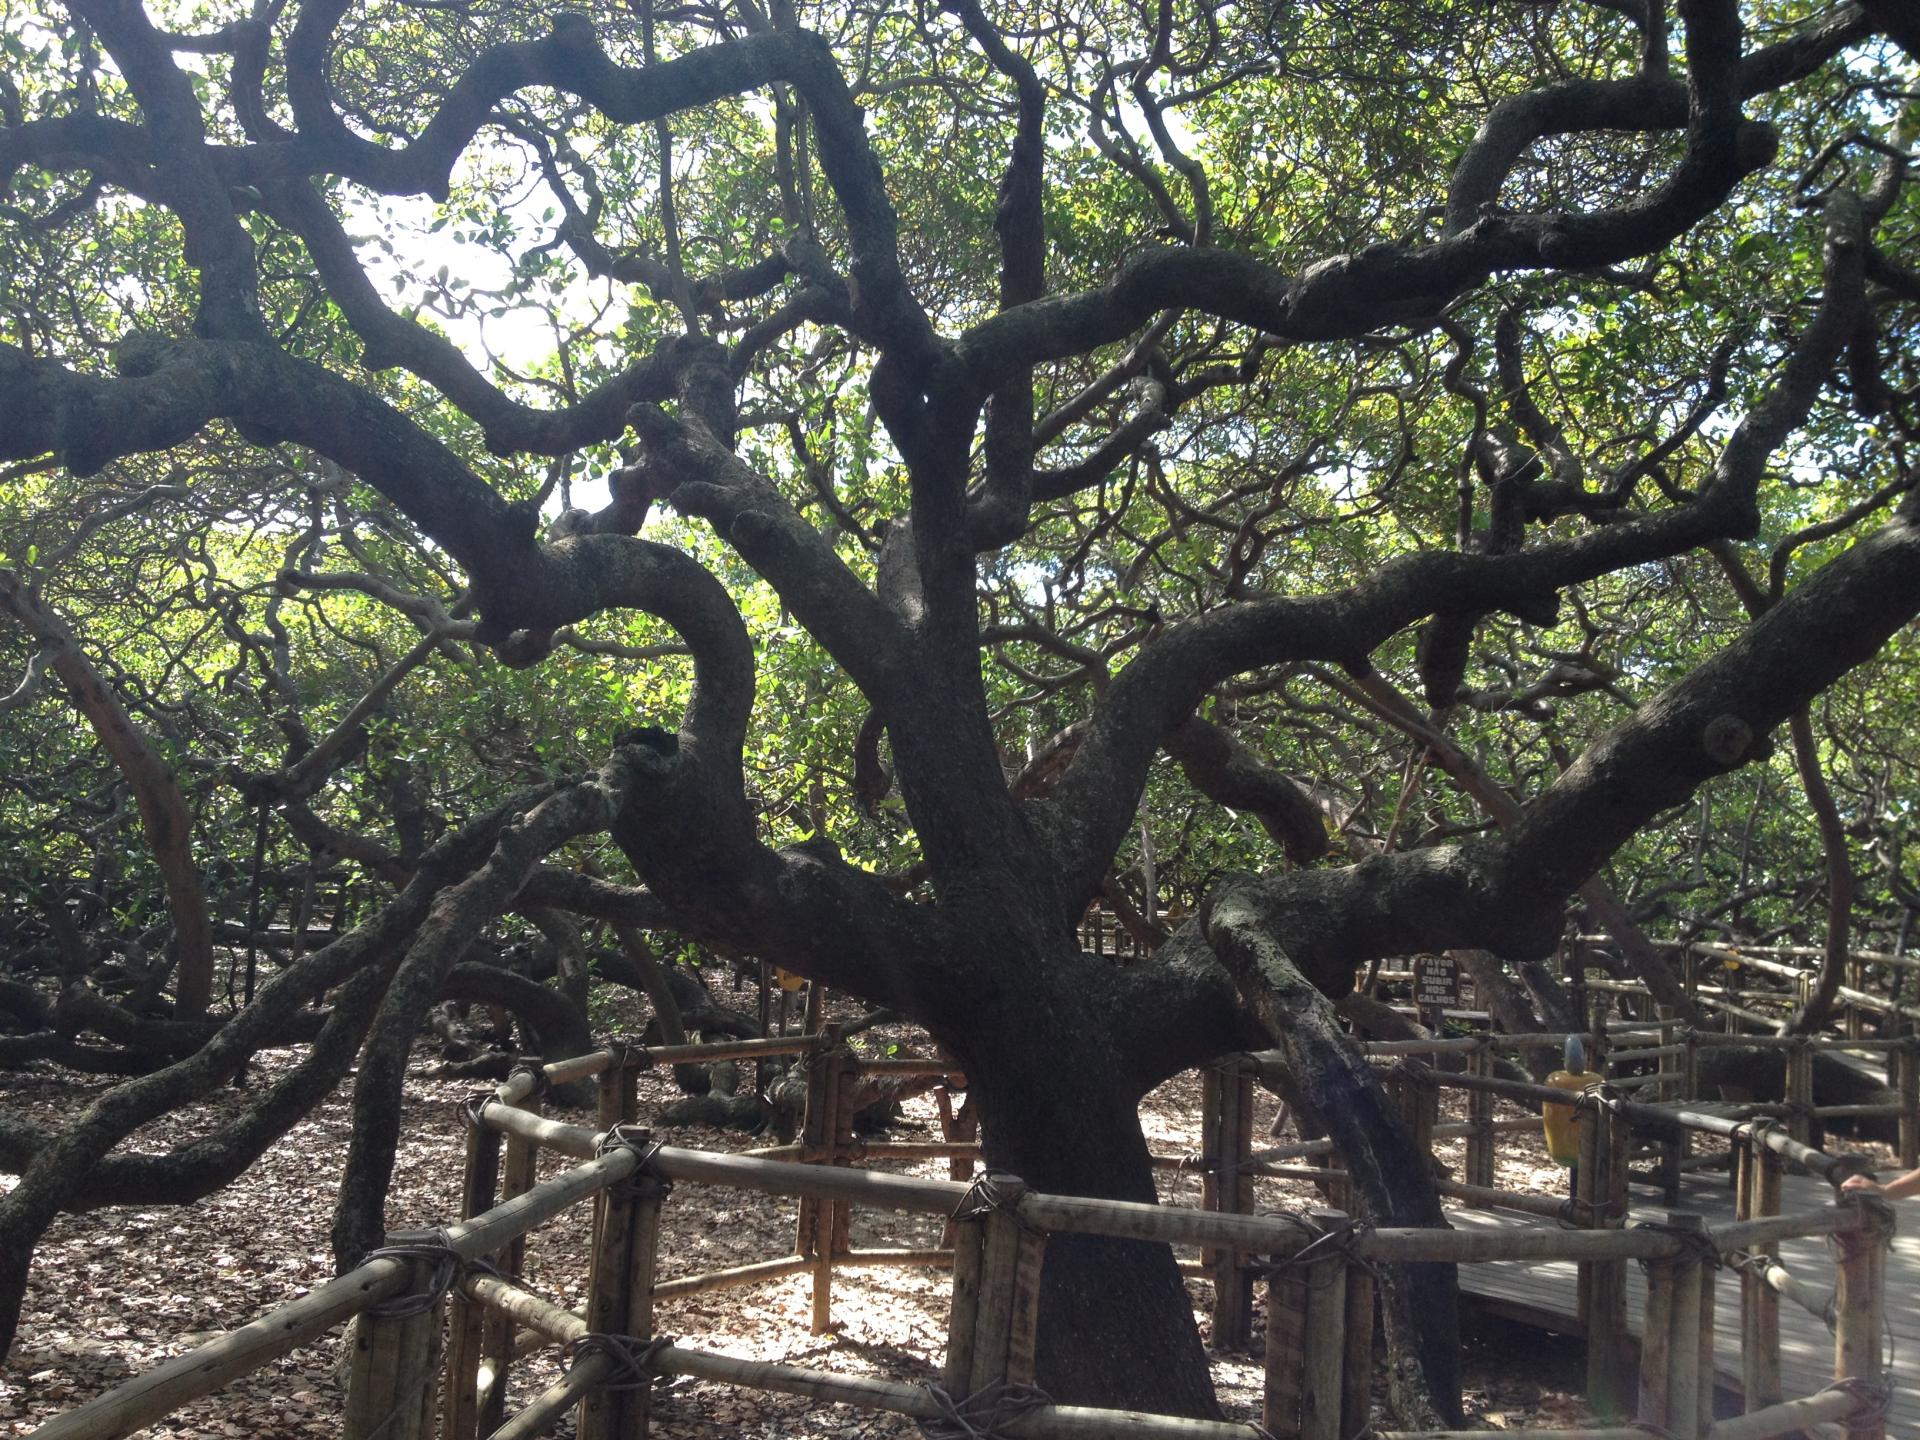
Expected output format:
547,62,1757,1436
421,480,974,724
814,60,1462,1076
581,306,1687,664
0,572,214,1018
965,1033,1223,1418
934,952,1222,1419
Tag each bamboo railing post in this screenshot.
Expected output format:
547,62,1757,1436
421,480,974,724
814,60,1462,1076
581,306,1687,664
1205,1058,1257,1349
1738,1130,1784,1412
1464,1042,1495,1196
1898,1031,1919,1171
942,1174,1043,1395
1261,1210,1349,1440
1785,1037,1814,1146
1654,1010,1684,1207
1339,1228,1374,1440
1577,1095,1630,1420
478,1079,543,1430
1641,1212,1712,1440
343,1260,444,1440
795,1036,850,1335
579,1137,667,1440
442,1098,502,1440
1833,1193,1892,1440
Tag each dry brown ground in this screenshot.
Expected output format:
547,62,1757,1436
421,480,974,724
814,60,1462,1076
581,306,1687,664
12,998,1864,1437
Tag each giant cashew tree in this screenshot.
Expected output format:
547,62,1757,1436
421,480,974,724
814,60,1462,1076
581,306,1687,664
1,0,1917,1421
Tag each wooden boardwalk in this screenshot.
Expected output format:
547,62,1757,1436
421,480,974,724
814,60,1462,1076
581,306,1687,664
1449,1169,1917,1429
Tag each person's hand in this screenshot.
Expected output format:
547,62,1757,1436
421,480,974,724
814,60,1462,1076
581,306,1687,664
1841,1173,1884,1195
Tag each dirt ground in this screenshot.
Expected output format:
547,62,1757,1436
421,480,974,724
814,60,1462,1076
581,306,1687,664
0,997,1896,1437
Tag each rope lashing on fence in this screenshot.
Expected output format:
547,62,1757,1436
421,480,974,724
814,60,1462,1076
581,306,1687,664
916,1381,1054,1440
1627,1218,1724,1278
564,1332,676,1392
1818,1375,1894,1434
1554,1195,1618,1229
359,1228,465,1318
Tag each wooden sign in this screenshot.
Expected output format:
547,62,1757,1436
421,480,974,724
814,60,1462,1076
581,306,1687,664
1413,953,1461,1013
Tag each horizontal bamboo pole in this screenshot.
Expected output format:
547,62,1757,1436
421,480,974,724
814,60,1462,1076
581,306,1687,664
1709,1208,1860,1250
656,1144,971,1215
1432,1116,1539,1140
1245,1138,1338,1164
488,1352,610,1440
1375,1431,1653,1440
462,1273,585,1346
1435,1179,1573,1221
1016,1193,1322,1253
1357,1226,1683,1264
1809,1102,1905,1119
32,1148,639,1440
1701,1388,1859,1439
641,1035,822,1065
543,1050,616,1085
1609,1045,1687,1065
479,1104,598,1156
495,1070,539,1106
26,1259,413,1440
1577,935,1920,974
647,1343,1263,1439
1247,1165,1345,1182
855,1140,982,1159
738,1142,806,1159
841,1247,956,1267
652,1254,813,1299
851,1057,964,1077
1750,1257,1833,1324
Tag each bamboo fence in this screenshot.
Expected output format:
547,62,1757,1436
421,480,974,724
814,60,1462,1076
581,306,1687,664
28,1017,1901,1440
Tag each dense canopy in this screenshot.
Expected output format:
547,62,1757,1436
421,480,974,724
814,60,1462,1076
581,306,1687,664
1,0,1917,1419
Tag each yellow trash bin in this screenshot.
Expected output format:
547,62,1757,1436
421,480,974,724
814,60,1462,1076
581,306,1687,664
1542,1036,1602,1167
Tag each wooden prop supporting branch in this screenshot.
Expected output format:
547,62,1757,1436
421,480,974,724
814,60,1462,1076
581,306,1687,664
1202,1058,1257,1349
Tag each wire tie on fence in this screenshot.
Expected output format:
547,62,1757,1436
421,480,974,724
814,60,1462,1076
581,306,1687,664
1629,1218,1722,1276
461,1091,495,1130
608,1039,653,1071
567,1331,675,1392
597,1123,673,1198
917,1380,1054,1440
950,1170,1031,1229
1250,1210,1372,1284
508,1062,551,1101
361,1227,463,1318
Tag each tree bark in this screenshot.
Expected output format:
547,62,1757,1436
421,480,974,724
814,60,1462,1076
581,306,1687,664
0,570,214,1018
